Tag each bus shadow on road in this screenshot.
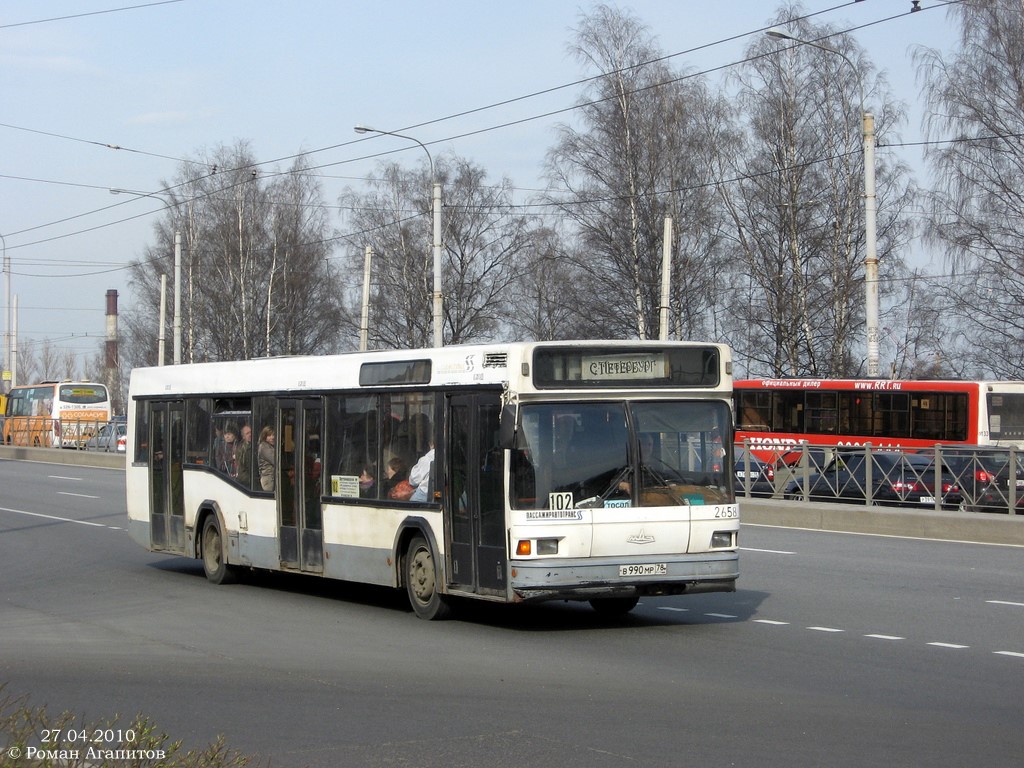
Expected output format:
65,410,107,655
146,556,767,630
145,557,412,613
453,589,770,632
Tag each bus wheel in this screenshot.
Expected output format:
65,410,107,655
405,535,452,620
201,515,237,585
589,595,639,615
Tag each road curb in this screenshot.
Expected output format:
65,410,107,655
740,496,1024,546
0,444,125,469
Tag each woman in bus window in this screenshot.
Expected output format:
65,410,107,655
258,426,276,491
384,456,413,500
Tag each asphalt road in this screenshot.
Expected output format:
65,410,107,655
1,458,1022,767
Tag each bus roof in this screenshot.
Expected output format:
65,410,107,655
129,341,732,398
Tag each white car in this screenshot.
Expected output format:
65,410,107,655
84,421,127,452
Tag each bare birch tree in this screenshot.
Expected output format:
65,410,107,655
719,6,913,377
916,0,1024,377
544,4,725,341
339,154,532,349
124,141,346,365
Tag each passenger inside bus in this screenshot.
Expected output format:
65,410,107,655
258,426,276,491
384,456,413,500
409,441,435,502
216,423,240,477
359,462,376,497
236,423,253,487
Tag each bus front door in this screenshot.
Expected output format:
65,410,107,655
447,392,506,595
277,400,324,573
149,401,186,553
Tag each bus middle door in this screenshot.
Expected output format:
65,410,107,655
446,392,506,596
148,400,186,554
277,399,324,573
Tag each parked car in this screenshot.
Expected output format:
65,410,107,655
971,454,1024,513
934,446,1022,511
733,447,775,496
83,421,127,452
784,450,962,509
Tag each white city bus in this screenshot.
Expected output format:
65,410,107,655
126,341,739,619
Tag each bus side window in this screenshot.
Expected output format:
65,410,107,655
325,394,378,499
135,401,150,464
186,398,212,465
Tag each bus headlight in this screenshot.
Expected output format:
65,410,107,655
711,531,735,548
536,538,559,555
515,538,560,556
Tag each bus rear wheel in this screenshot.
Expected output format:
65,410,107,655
201,515,237,585
589,595,639,615
405,535,452,620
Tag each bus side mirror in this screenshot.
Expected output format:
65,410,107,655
498,404,517,449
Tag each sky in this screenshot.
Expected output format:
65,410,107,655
0,0,960,376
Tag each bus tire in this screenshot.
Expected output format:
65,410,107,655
201,515,237,585
404,534,452,620
589,595,639,615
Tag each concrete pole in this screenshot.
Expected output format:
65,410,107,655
105,289,118,411
359,246,373,351
2,233,8,393
659,217,673,341
863,111,880,378
11,294,16,387
432,181,443,347
158,274,167,366
173,231,182,365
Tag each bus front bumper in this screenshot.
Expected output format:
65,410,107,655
508,552,738,603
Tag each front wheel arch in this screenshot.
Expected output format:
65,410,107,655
200,511,238,585
403,534,452,620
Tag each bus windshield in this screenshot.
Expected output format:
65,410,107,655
511,400,732,510
59,384,109,405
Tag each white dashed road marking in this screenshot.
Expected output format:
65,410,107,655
0,506,118,530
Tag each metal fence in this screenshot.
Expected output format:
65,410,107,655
1,417,117,450
735,440,1023,515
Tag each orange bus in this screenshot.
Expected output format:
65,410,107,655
3,381,112,447
734,378,1024,460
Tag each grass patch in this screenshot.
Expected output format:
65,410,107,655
0,686,266,767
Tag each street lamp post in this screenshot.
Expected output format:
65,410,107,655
766,30,880,378
354,125,444,348
110,189,182,364
1,231,10,391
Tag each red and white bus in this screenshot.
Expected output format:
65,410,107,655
2,381,112,447
734,378,1024,460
